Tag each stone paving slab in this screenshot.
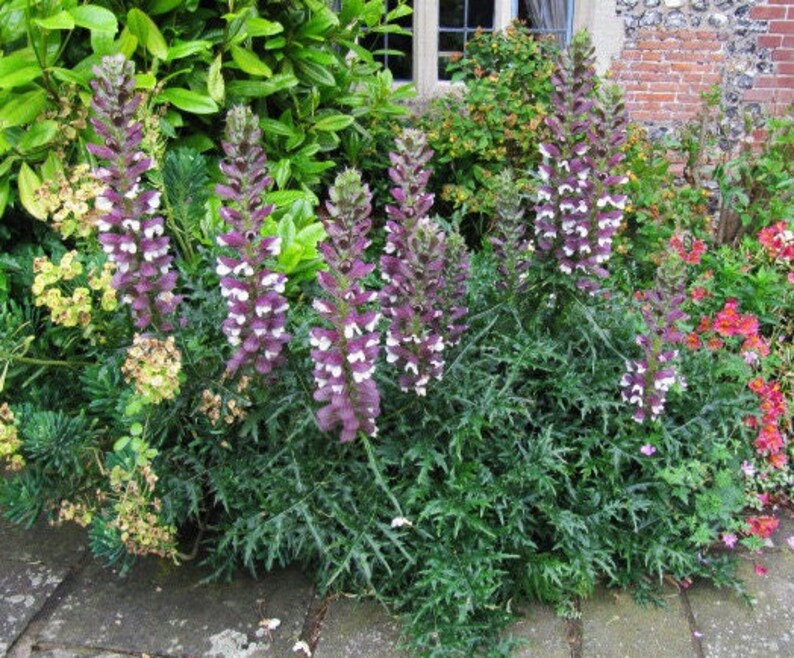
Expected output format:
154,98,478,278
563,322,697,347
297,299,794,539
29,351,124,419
581,585,695,658
31,650,132,658
313,598,407,658
29,557,314,657
506,604,569,658
0,517,87,567
687,517,794,658
0,560,70,657
1,517,87,656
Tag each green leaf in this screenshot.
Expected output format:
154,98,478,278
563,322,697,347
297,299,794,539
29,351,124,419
157,87,218,114
245,16,283,37
0,66,42,89
230,45,272,77
135,73,157,89
278,214,296,252
129,422,143,437
259,118,295,138
0,177,10,218
270,159,291,189
166,39,212,61
312,114,354,132
127,8,168,60
113,436,130,451
33,11,75,30
0,90,47,129
148,0,182,15
68,5,118,34
117,27,139,58
17,162,46,220
296,60,336,87
49,66,90,87
295,222,325,246
226,74,298,98
207,53,225,103
17,120,58,153
268,190,311,206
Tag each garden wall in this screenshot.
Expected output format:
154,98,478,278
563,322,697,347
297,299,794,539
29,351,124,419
608,0,794,141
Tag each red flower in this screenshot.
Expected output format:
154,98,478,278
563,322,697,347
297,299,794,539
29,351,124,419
690,287,708,302
754,563,768,577
705,337,724,351
746,515,779,538
769,452,789,469
685,332,700,350
754,424,784,454
696,316,711,333
748,377,766,393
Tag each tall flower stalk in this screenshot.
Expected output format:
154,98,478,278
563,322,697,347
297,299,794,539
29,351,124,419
215,106,289,375
310,169,380,442
88,54,180,331
381,130,450,395
534,33,628,292
621,277,688,423
489,169,534,295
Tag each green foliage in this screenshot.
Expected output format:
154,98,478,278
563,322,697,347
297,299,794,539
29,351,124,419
0,0,412,224
419,22,556,240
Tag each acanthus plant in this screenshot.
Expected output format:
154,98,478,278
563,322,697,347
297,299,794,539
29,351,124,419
380,130,470,395
488,169,534,295
534,33,628,293
215,106,290,376
621,272,688,424
310,169,381,442
88,54,180,331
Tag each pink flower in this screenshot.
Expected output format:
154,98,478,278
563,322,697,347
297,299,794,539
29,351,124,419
741,460,756,477
640,444,657,456
722,532,738,549
754,563,768,577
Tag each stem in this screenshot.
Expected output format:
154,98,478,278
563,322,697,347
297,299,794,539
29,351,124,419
361,433,403,517
1,354,91,368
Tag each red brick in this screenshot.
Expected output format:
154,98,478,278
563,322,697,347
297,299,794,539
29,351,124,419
772,48,794,61
769,0,794,5
743,88,779,102
670,62,710,73
769,20,794,34
700,73,724,85
784,36,794,47
750,6,787,19
758,35,784,48
755,75,781,87
633,92,677,103
636,38,664,49
790,6,794,19
780,62,794,74
641,51,663,62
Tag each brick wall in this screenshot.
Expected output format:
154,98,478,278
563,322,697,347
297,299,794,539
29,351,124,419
611,0,794,139
610,30,725,123
748,1,794,114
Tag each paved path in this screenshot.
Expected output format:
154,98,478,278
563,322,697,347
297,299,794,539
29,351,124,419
2,515,792,657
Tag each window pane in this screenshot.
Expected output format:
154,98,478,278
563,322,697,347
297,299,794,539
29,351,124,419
467,1,494,29
439,0,465,27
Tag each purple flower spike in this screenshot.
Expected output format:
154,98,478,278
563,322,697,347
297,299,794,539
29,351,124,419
310,169,380,442
533,35,628,292
381,129,462,396
88,54,181,331
621,281,689,423
216,106,290,376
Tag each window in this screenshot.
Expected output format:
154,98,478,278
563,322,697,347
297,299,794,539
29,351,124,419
368,0,575,95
